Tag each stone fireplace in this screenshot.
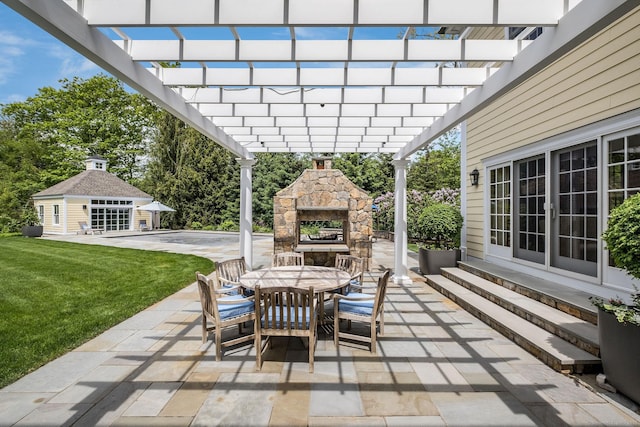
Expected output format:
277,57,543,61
273,157,373,269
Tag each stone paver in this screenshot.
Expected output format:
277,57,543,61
1,231,639,426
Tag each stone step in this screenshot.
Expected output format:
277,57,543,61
457,261,597,325
426,273,601,374
441,267,600,357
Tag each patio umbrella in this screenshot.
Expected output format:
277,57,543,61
137,201,175,230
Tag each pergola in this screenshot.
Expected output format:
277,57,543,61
3,0,634,282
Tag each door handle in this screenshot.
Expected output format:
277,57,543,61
545,202,555,219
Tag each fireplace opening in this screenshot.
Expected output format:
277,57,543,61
299,220,344,243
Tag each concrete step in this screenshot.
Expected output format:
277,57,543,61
457,261,597,325
426,273,601,374
441,267,600,357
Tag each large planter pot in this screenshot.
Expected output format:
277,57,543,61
418,247,461,275
21,225,43,237
598,308,640,404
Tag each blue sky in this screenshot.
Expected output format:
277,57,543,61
0,4,101,105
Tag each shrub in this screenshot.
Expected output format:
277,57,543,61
190,221,203,230
416,202,463,249
602,193,640,280
218,220,239,231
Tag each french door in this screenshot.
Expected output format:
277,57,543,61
550,142,598,277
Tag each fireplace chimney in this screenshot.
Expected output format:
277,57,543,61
312,156,332,170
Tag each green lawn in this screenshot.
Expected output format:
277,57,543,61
0,236,214,388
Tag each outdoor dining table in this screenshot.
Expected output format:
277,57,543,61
239,265,351,322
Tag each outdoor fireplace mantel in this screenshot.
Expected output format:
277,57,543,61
297,206,348,211
295,243,350,253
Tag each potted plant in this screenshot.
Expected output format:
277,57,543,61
416,201,463,275
590,193,640,404
21,203,43,237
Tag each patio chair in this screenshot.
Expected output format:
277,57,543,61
77,221,103,235
334,254,365,294
333,269,391,354
255,285,318,372
195,272,256,361
138,219,151,231
272,251,304,267
215,257,249,295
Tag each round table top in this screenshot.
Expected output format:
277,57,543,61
239,265,351,293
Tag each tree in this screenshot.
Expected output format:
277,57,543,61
332,153,395,197
1,74,157,184
407,127,461,192
142,111,240,229
252,153,308,228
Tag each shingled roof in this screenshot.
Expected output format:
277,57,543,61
33,170,151,199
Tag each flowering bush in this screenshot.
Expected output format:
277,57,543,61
373,187,461,242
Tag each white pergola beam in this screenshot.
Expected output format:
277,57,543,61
395,0,637,159
123,39,527,63
161,67,499,87
77,0,565,26
179,87,464,104
2,0,251,160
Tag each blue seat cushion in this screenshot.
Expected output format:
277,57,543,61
262,306,314,328
338,293,374,316
217,294,254,320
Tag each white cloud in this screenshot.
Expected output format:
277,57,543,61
48,43,99,78
0,30,30,84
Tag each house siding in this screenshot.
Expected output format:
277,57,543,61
67,199,89,234
465,7,640,259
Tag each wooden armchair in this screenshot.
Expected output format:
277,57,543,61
254,285,318,372
334,254,365,294
195,272,256,361
333,269,391,354
215,257,248,294
272,251,304,267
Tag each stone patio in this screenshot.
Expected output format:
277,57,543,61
1,232,639,426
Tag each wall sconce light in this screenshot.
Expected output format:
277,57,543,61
470,168,480,186
82,205,87,210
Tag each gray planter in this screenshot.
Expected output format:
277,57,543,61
21,225,43,237
598,308,640,404
418,247,461,275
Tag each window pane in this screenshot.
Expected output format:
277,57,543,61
628,163,640,190
586,145,597,168
572,149,584,169
608,165,624,190
560,152,571,172
609,138,625,163
572,217,584,237
628,134,640,161
559,173,570,193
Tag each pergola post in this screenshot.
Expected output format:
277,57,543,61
392,159,412,285
237,158,256,270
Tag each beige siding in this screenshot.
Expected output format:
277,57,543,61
67,199,90,233
465,8,640,259
37,199,64,234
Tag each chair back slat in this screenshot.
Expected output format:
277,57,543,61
255,285,316,334
335,254,364,281
373,270,391,317
272,252,304,267
214,257,247,291
195,272,219,318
